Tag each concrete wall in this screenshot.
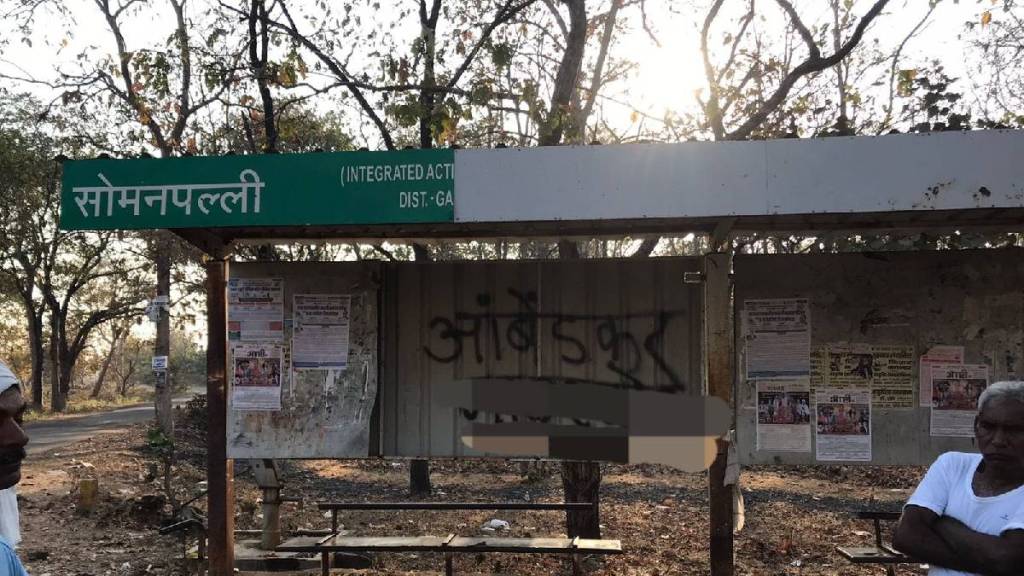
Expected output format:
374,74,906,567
735,249,1024,466
227,262,381,459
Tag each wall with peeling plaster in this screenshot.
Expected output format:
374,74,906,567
227,262,381,459
735,249,1024,466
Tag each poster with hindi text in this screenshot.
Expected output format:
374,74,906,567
919,346,965,408
817,343,914,408
930,364,988,437
756,380,812,452
231,343,283,410
292,294,351,370
743,298,810,380
815,389,872,462
228,278,284,342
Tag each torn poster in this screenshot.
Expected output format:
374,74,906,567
743,298,810,380
228,278,284,342
815,389,872,462
292,294,351,370
930,364,988,437
756,380,812,452
231,343,283,411
919,345,965,408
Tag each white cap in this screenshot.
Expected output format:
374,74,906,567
0,361,20,395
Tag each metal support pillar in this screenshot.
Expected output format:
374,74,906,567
206,256,235,576
704,252,734,576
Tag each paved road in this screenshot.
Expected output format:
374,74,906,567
24,394,199,455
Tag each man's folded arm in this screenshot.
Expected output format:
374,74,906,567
932,516,1024,576
892,505,985,574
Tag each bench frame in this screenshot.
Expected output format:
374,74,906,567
836,510,913,576
279,501,618,575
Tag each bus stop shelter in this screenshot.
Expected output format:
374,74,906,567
61,129,1024,576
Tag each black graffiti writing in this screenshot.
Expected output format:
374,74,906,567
422,289,686,391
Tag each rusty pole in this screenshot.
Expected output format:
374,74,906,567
206,256,234,576
704,252,734,576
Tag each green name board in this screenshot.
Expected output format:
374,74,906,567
60,149,454,230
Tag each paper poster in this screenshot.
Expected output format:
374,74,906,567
231,343,283,410
743,298,810,380
228,278,284,341
293,294,351,370
919,345,965,407
826,343,875,388
869,345,915,409
815,389,872,461
817,343,915,408
756,380,812,452
930,364,988,437
810,347,827,391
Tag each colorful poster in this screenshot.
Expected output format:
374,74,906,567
930,364,988,437
756,380,812,452
818,343,915,408
815,389,872,461
293,294,351,370
919,346,965,407
231,343,283,410
743,298,810,380
826,343,875,388
228,278,284,341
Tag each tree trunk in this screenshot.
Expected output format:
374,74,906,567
561,461,601,537
409,459,431,496
154,244,173,437
57,358,74,411
25,307,44,410
49,316,64,412
91,325,124,399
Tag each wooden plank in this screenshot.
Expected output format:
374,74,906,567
855,510,902,521
274,533,352,553
575,538,623,553
705,252,734,576
320,536,449,551
317,502,593,511
836,546,910,564
447,537,622,554
449,537,573,553
206,256,234,576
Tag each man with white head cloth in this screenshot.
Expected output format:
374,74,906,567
893,380,1024,576
0,360,30,575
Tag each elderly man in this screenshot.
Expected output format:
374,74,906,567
893,380,1024,576
0,360,29,575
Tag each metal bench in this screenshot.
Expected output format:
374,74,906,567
836,510,914,576
277,501,620,575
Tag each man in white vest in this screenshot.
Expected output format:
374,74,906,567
0,360,29,575
893,380,1024,575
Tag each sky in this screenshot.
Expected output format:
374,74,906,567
0,0,999,146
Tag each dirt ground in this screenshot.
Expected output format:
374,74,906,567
15,404,929,576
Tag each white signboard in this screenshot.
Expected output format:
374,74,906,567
151,355,168,372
